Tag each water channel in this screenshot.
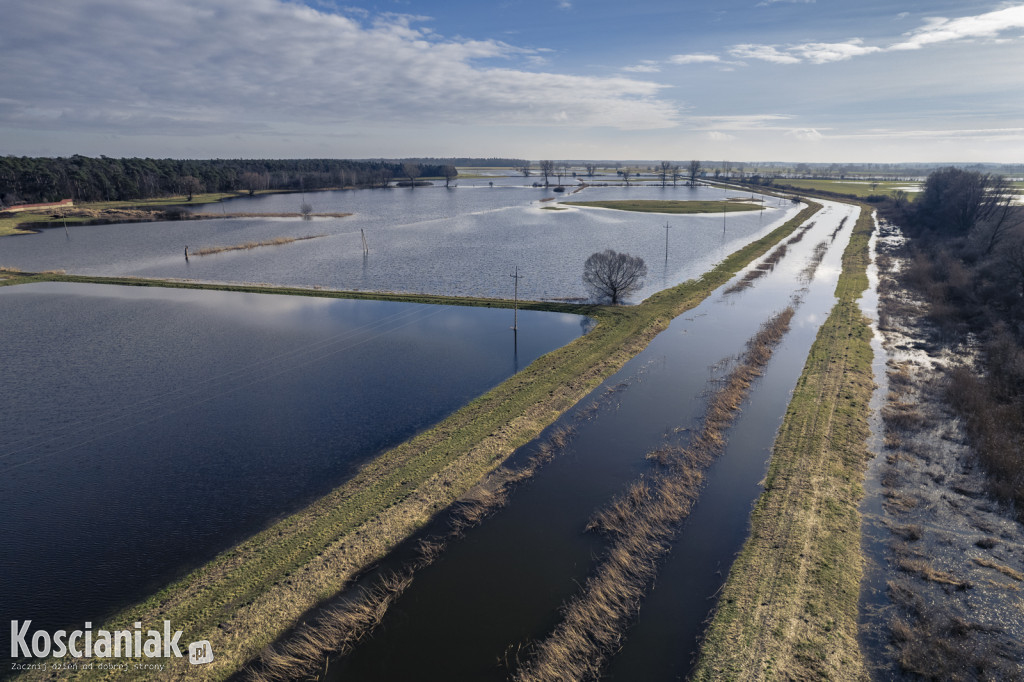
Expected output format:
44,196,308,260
319,201,861,680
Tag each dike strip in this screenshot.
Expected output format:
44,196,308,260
693,204,875,681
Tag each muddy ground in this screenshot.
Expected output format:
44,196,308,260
862,220,1024,679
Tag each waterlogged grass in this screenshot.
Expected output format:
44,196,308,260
561,199,763,214
190,235,327,257
0,212,93,237
12,201,821,681
693,204,875,681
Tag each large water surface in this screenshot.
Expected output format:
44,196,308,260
1,184,800,302
0,282,585,634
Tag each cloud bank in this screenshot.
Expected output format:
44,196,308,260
0,0,679,138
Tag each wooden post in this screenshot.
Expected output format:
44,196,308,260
361,228,369,256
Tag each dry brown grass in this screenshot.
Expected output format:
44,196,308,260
800,240,830,282
724,239,797,294
243,424,578,680
513,309,794,681
191,234,326,256
973,557,1024,582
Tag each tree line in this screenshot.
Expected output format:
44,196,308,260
0,156,461,206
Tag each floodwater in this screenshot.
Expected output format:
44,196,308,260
321,201,861,681
0,282,585,635
0,184,800,302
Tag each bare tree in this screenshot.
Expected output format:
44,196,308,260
585,164,597,177
239,172,265,196
519,164,531,177
539,160,555,186
582,250,648,304
179,175,202,201
671,165,682,186
442,165,458,188
659,161,672,187
554,163,566,186
300,202,313,219
688,159,702,185
403,163,421,189
620,167,633,186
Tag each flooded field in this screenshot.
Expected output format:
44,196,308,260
0,282,584,635
1,184,800,302
292,201,862,681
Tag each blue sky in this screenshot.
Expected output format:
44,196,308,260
1,0,1022,162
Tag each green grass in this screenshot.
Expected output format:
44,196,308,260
0,212,91,236
561,199,763,214
693,204,876,681
12,201,822,681
774,178,920,200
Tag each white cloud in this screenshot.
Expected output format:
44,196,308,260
792,39,883,63
668,54,722,64
623,61,662,73
706,131,737,141
786,128,825,141
0,0,680,136
757,0,815,5
891,5,1024,50
729,44,802,64
688,114,794,130
728,5,1024,66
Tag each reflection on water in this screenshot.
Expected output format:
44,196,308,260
326,201,860,682
0,282,584,633
1,184,800,302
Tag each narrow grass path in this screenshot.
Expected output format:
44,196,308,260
11,203,820,681
693,205,875,681
561,199,762,214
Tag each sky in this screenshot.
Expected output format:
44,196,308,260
1,0,1023,163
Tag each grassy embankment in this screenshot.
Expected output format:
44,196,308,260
561,199,763,214
12,202,820,681
693,205,875,680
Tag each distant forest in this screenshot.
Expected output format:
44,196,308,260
0,156,523,206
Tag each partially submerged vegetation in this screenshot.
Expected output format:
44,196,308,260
190,235,327,257
13,202,821,680
561,199,762,214
694,204,875,681
0,203,351,236
514,307,795,682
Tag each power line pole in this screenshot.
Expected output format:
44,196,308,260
664,221,671,264
510,265,522,331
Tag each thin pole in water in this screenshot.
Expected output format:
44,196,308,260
361,228,368,256
664,221,671,264
510,265,522,331
185,245,189,261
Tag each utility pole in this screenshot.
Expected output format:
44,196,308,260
510,265,522,331
664,221,671,264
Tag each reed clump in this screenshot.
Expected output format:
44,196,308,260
245,569,414,682
244,424,578,680
514,308,795,682
799,240,831,283
724,239,795,294
192,234,326,256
